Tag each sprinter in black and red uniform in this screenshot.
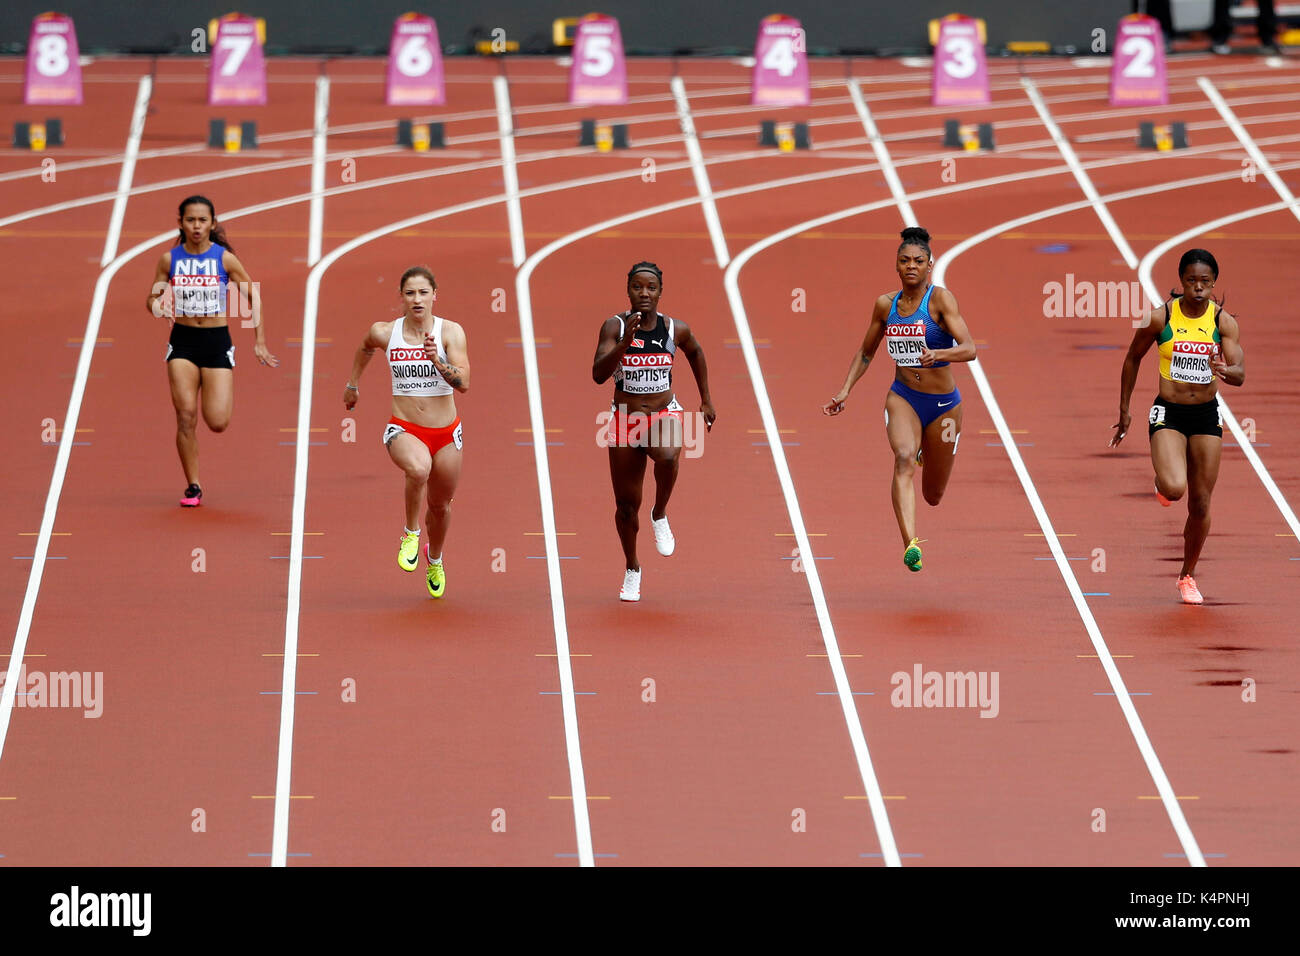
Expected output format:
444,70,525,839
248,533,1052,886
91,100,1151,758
592,262,716,602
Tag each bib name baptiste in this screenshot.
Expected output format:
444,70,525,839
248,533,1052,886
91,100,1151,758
1170,340,1217,385
886,322,926,367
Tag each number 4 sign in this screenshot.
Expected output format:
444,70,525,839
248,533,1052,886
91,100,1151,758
569,13,627,105
208,13,267,106
25,13,83,105
386,13,445,105
752,14,809,106
1109,14,1167,106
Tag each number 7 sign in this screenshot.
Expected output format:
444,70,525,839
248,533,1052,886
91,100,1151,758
208,13,267,106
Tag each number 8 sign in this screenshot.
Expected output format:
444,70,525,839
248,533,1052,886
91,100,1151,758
569,14,627,105
24,13,83,105
386,14,445,105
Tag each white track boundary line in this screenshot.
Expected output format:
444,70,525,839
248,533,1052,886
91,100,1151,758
307,77,329,267
0,74,152,767
848,78,916,225
494,76,528,268
670,77,730,267
1198,77,1300,225
497,79,596,868
1138,204,1300,541
99,76,151,266
1021,77,1139,270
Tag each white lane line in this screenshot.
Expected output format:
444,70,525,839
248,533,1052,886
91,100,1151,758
494,76,527,268
1138,202,1300,541
1020,77,1139,270
1198,77,1300,225
674,78,901,867
0,83,154,768
99,75,151,266
670,76,731,267
848,78,916,226
308,77,329,266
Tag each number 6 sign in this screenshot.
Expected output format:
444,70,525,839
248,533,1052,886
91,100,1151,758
386,13,445,105
208,13,267,106
569,13,627,105
1109,14,1167,106
931,14,989,106
24,13,83,105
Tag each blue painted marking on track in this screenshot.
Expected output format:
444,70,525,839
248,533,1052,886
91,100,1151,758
817,691,874,695
1164,852,1226,858
1094,691,1151,696
1224,442,1270,447
12,556,67,560
1036,243,1071,254
1082,592,1109,596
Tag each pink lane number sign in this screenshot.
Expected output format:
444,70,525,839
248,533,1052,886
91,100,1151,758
751,14,809,106
569,14,627,105
1109,14,1167,106
386,13,445,106
932,16,989,106
25,13,83,105
208,13,267,106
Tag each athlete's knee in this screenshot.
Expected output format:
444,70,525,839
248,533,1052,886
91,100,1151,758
405,460,432,482
1157,477,1186,501
923,486,944,507
614,498,640,522
175,407,198,433
425,497,452,519
206,416,230,434
893,448,917,475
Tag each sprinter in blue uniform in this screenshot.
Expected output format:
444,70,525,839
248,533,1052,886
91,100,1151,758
146,195,277,506
822,227,977,572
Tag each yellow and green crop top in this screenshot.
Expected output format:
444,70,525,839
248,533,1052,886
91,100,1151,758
1158,298,1220,384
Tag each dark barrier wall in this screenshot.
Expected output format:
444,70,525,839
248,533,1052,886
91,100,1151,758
3,1,1131,55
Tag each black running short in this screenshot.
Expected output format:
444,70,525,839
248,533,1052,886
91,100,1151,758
1148,396,1221,439
166,323,234,369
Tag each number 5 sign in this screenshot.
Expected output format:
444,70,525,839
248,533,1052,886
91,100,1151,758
569,13,627,105
386,13,445,105
1109,14,1167,106
24,13,84,105
752,14,809,106
208,13,267,106
931,14,989,106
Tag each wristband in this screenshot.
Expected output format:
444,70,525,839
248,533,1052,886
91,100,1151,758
345,384,358,391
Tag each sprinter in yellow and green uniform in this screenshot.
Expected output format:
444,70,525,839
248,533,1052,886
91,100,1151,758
1110,249,1245,605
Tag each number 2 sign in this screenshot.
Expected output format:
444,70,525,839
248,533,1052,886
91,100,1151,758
752,14,809,106
569,13,627,105
931,15,989,106
1109,14,1167,106
208,13,267,106
386,13,445,105
24,13,83,106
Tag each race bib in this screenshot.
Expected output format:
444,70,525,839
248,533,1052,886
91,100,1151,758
886,322,926,367
1169,340,1216,384
1149,404,1165,426
453,422,463,450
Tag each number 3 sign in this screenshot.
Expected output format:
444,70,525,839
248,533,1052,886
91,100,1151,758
386,13,445,105
569,13,627,105
24,13,83,105
931,14,989,106
1109,14,1167,106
